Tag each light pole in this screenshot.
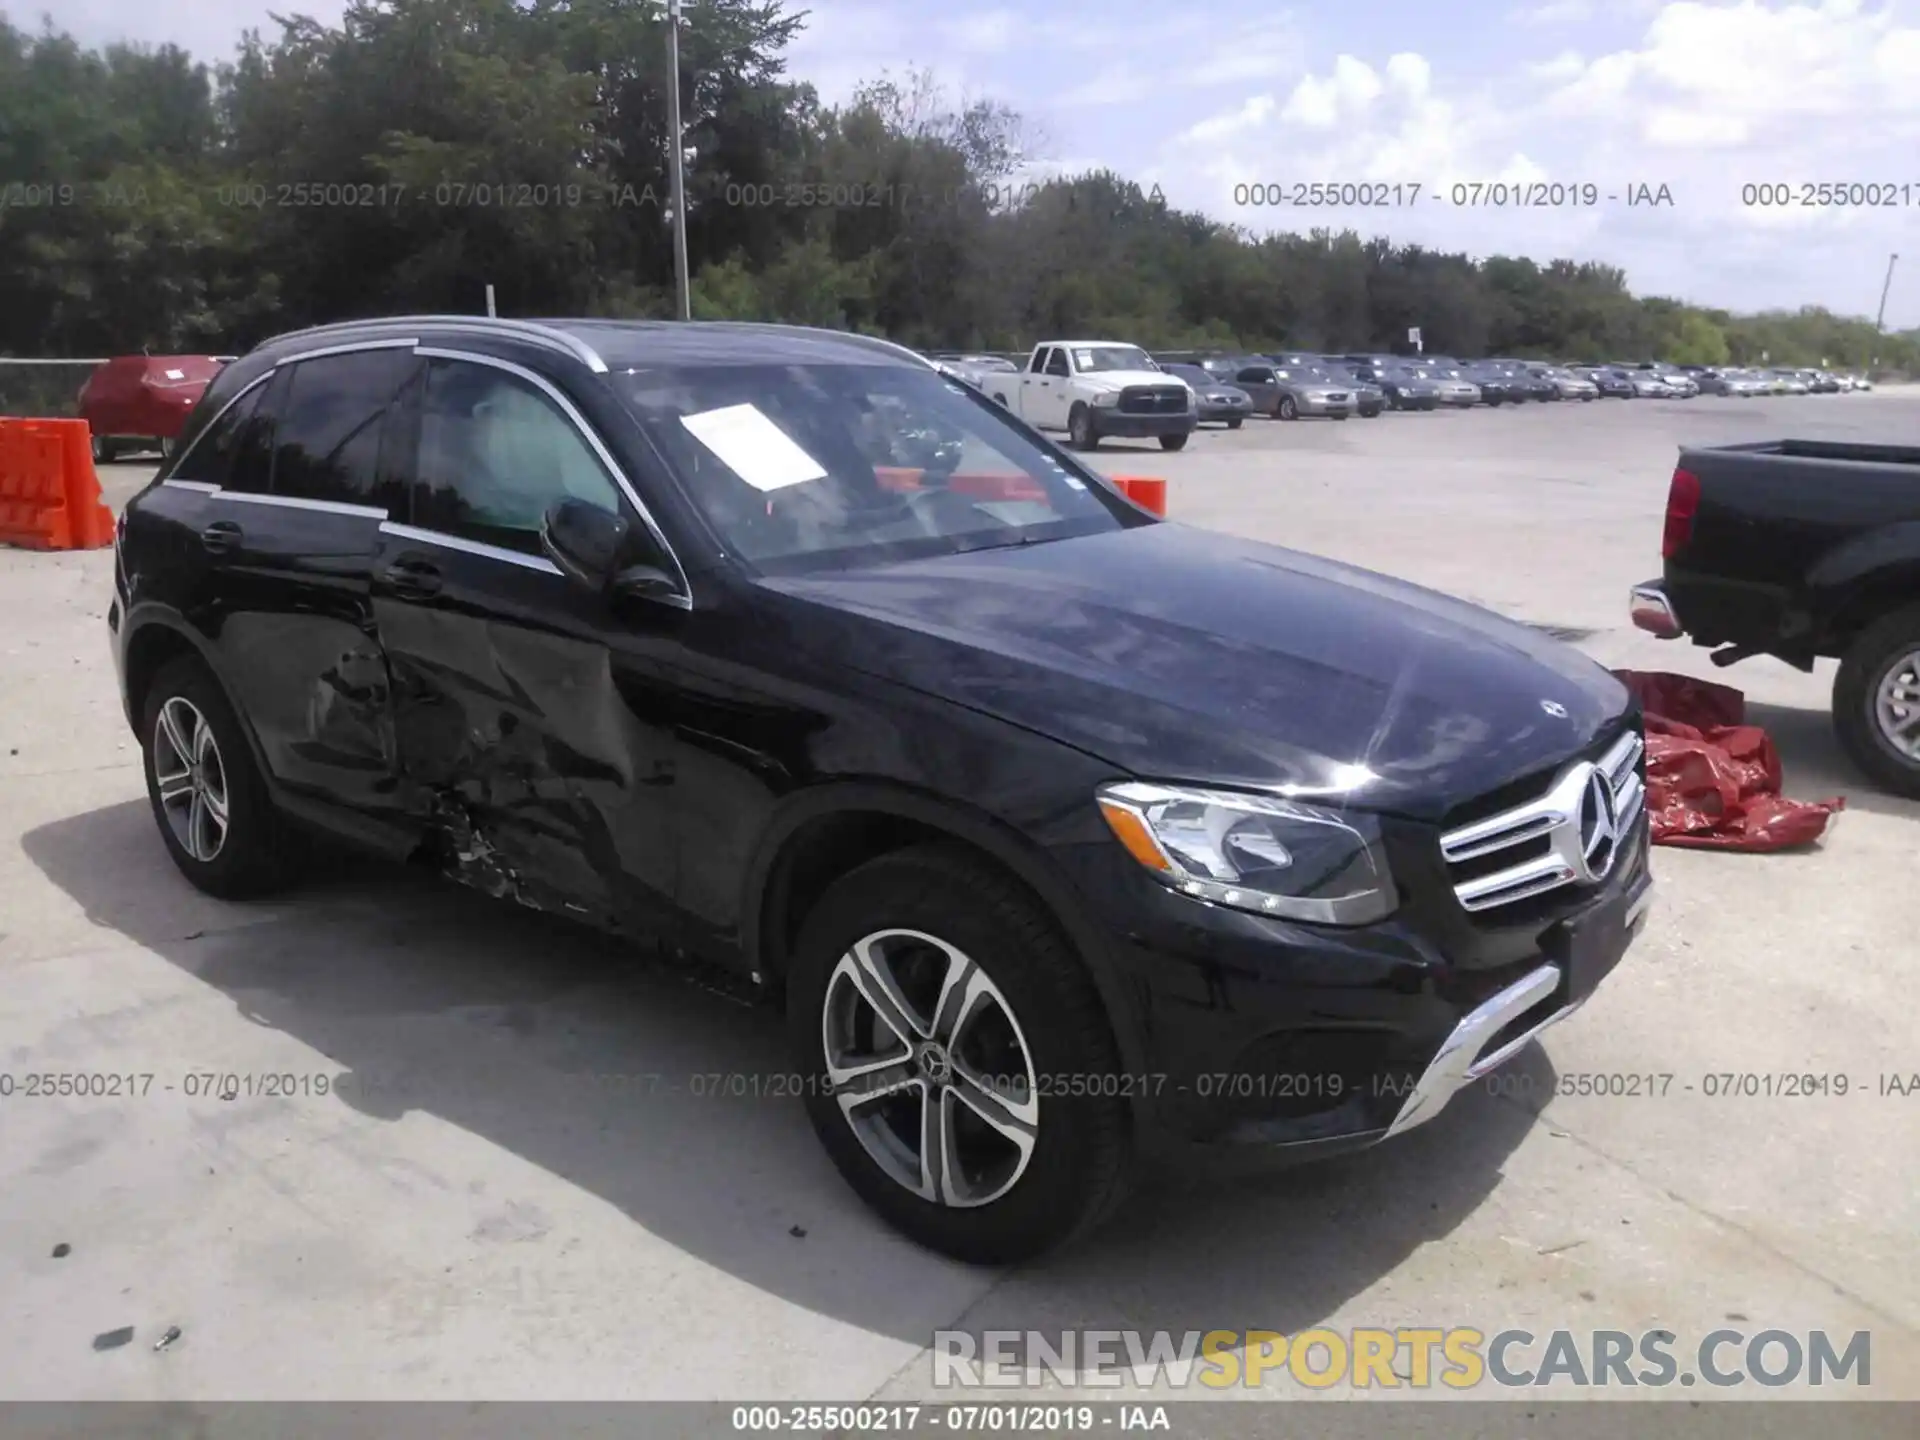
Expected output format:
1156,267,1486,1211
1875,252,1898,333
666,0,691,321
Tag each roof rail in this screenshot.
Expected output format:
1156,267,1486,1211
263,315,608,373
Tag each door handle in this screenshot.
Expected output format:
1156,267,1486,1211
200,520,242,555
382,554,443,599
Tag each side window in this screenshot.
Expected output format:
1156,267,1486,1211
1027,348,1050,374
1044,349,1071,377
227,366,291,495
171,381,264,487
1237,367,1272,384
270,350,418,512
412,359,624,555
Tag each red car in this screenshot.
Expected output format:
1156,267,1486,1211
79,356,226,463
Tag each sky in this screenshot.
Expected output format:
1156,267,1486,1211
32,0,1920,328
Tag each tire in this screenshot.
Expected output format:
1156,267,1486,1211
787,844,1134,1264
90,434,116,465
1331,411,1349,421
1068,404,1099,451
1226,418,1243,430
160,435,180,460
140,655,298,898
1277,395,1299,421
1832,603,1920,799
1158,433,1188,451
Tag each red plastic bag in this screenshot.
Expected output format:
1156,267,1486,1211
1611,670,1844,851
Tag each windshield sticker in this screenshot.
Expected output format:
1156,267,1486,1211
1072,349,1099,370
679,404,828,492
163,368,186,380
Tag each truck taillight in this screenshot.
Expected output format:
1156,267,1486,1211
1661,467,1700,560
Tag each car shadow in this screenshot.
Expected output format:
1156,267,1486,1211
23,799,1544,1344
1744,698,1920,824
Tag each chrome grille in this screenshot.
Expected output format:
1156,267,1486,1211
1119,385,1189,414
1440,731,1645,914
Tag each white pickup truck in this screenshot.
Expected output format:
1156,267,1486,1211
984,340,1197,451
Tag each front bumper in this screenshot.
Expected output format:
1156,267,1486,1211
1296,394,1355,417
1059,800,1655,1157
1196,402,1253,424
1094,409,1196,438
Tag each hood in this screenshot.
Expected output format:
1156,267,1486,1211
1084,370,1187,391
762,525,1631,823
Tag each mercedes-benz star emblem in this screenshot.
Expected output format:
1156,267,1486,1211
1576,767,1621,883
1540,699,1569,719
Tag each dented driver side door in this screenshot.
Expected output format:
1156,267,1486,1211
370,351,681,932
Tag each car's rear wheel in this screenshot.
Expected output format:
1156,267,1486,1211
141,655,297,898
1834,604,1920,799
788,845,1134,1264
1159,433,1188,451
1068,404,1099,451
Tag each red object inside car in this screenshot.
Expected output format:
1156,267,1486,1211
1612,670,1844,850
78,356,222,442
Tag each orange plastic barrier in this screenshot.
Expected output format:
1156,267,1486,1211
1111,475,1167,516
0,419,115,551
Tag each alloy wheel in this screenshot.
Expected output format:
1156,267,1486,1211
153,695,229,862
821,929,1039,1208
1872,650,1920,760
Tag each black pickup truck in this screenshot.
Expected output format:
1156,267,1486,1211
1631,439,1920,796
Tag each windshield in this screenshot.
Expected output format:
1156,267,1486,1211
618,363,1126,574
1072,345,1154,374
1163,364,1215,386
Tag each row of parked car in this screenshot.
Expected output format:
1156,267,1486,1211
928,348,1874,433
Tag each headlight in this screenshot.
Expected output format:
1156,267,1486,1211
1096,781,1396,925
1092,391,1119,407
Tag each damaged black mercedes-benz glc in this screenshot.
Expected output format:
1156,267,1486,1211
110,316,1653,1264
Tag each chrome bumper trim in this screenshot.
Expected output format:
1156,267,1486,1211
1388,878,1655,1140
1630,582,1683,639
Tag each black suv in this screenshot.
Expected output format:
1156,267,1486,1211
111,316,1653,1264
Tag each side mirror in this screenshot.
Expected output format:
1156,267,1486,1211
541,498,630,593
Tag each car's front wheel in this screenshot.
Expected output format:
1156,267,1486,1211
1068,404,1099,451
1159,433,1188,451
141,655,296,898
1277,395,1298,420
90,434,116,465
1834,603,1920,799
788,845,1134,1264
1226,417,1243,430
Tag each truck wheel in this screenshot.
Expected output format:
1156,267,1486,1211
1277,396,1298,421
1068,404,1099,451
1159,433,1188,451
1833,604,1920,798
786,844,1135,1264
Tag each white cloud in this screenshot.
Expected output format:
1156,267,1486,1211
1516,0,1596,21
1527,49,1587,82
1182,95,1279,144
1141,2,1920,325
1280,55,1385,128
1385,52,1431,98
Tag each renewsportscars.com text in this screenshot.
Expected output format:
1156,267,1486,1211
932,1327,1872,1390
